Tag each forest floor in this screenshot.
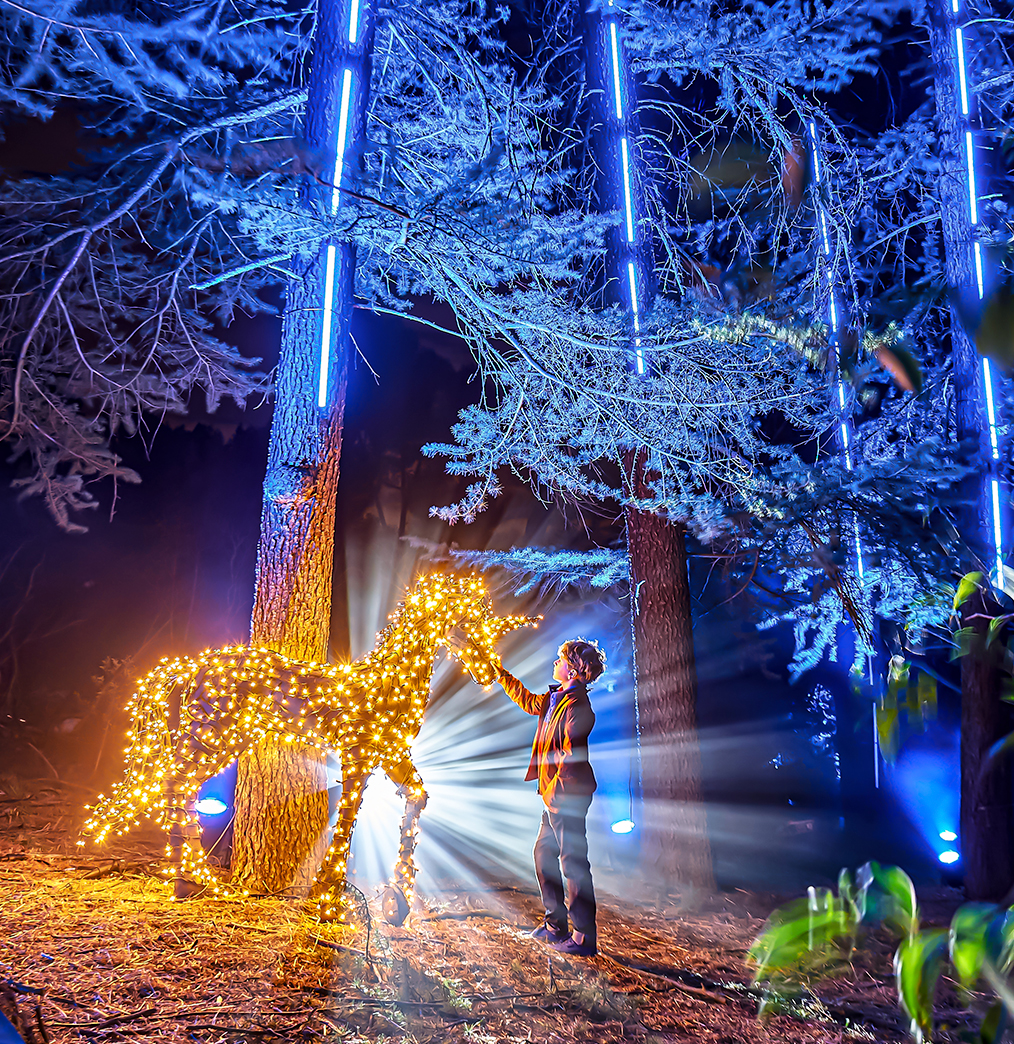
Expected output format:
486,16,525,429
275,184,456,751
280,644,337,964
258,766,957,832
0,779,979,1044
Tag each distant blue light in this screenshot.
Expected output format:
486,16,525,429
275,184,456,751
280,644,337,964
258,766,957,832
348,0,360,43
939,829,957,841
611,819,635,834
195,797,229,816
939,850,960,864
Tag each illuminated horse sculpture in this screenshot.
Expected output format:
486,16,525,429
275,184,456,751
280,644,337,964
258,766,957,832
81,572,533,924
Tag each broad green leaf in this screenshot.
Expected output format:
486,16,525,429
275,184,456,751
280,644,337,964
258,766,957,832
748,890,858,988
986,908,1014,975
894,929,947,1044
873,864,919,938
951,627,977,661
978,1000,1006,1044
981,959,1014,1021
950,903,997,992
988,616,1006,648
954,573,985,613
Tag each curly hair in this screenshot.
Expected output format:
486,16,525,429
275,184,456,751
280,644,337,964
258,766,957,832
559,639,606,684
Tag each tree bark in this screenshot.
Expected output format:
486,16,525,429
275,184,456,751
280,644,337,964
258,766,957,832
959,593,1013,900
927,3,1014,899
231,0,375,894
626,506,715,897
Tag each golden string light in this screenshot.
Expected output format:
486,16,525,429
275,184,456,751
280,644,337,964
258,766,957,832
80,572,535,923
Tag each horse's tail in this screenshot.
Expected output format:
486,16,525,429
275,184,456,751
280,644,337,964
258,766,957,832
80,656,199,846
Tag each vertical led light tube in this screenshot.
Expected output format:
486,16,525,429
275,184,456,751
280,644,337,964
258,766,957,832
949,0,1005,588
603,10,644,375
318,0,364,411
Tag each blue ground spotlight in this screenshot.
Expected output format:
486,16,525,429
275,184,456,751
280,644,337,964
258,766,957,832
194,797,228,815
888,734,961,873
195,761,237,862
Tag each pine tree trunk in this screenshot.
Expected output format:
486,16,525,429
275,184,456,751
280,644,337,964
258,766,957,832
231,0,374,895
927,4,1014,899
959,592,1013,900
626,506,715,898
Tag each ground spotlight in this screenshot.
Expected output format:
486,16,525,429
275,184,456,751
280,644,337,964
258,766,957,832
194,797,229,815
611,819,635,834
939,830,957,842
939,850,960,865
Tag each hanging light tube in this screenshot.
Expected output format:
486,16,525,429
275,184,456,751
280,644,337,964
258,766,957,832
348,0,360,42
609,23,623,119
319,59,356,409
318,245,338,408
950,0,1005,588
620,138,635,242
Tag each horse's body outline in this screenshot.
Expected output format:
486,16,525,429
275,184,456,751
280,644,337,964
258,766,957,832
81,573,531,923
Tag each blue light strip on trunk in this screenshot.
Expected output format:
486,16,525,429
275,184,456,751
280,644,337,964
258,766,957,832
808,121,863,576
950,0,1004,587
318,0,360,412
318,245,338,408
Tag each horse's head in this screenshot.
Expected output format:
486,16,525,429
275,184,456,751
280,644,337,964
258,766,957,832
396,572,537,685
399,571,538,686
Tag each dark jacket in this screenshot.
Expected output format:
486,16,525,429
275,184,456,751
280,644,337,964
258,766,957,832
499,669,596,810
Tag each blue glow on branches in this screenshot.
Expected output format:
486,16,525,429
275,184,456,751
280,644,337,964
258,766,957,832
318,244,337,408
609,23,623,119
620,137,635,242
348,0,360,42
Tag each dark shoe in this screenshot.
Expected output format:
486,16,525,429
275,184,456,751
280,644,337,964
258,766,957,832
530,922,568,943
552,936,597,957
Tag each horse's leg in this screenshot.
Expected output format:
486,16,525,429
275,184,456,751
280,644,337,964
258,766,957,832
164,682,237,899
381,753,428,926
305,758,372,923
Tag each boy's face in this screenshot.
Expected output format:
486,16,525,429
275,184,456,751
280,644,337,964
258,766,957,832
553,654,572,684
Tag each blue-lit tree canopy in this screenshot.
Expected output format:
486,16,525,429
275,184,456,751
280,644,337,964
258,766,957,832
2,0,1014,902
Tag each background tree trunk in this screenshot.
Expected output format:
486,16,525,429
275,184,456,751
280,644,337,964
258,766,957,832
578,1,715,899
959,592,1013,900
231,0,375,895
626,507,715,898
927,3,1014,899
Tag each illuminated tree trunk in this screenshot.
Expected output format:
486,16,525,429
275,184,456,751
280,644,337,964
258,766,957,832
927,4,1014,900
580,2,714,898
626,507,715,897
232,0,375,895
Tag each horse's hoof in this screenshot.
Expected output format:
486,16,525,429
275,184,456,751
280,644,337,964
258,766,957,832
381,885,409,926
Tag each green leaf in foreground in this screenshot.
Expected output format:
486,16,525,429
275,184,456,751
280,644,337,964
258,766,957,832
894,929,947,1044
